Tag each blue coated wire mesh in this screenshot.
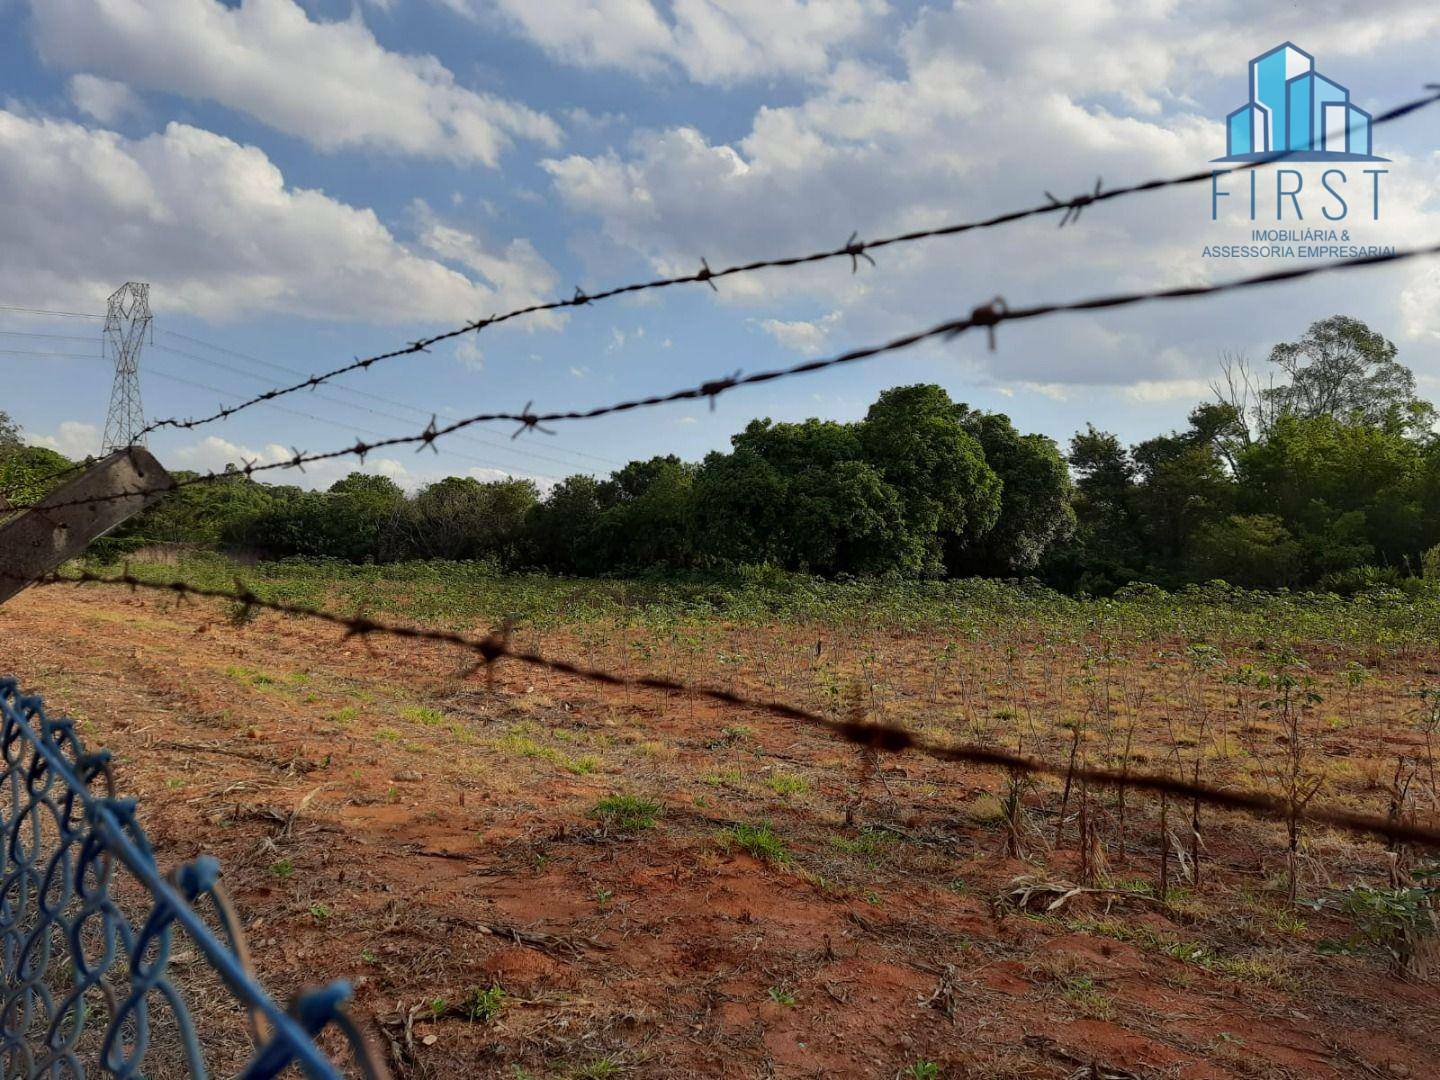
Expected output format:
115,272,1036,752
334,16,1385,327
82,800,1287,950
0,677,385,1079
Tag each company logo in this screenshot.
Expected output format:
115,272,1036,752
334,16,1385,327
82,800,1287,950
1216,42,1387,162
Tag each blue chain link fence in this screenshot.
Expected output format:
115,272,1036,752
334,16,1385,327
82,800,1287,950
0,677,386,1079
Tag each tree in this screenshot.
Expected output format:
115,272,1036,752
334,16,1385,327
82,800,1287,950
1218,317,1436,439
0,446,71,505
1129,410,1235,569
525,474,609,574
787,460,916,575
389,476,539,563
324,473,406,560
1234,413,1427,577
857,385,1001,574
0,410,20,450
954,408,1074,575
692,420,921,575
1049,425,1145,593
691,446,790,568
1191,514,1302,589
592,456,696,569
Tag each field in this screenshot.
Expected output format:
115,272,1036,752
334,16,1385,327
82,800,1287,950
4,553,1440,1079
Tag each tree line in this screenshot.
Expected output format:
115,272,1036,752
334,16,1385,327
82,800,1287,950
5,315,1439,594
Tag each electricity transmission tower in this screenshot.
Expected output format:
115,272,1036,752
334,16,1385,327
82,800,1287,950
101,282,152,452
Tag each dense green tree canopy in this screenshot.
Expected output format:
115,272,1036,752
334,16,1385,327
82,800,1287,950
857,384,1002,574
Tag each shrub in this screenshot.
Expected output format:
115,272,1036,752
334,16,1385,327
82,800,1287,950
1335,872,1438,972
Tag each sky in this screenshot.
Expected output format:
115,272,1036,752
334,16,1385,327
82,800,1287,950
3,0,1439,493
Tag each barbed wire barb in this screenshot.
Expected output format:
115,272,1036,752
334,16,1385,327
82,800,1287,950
967,296,1008,351
845,230,877,273
1049,177,1104,227
698,257,718,291
511,400,554,439
702,369,743,412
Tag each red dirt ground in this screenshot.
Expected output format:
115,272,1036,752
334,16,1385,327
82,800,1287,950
3,583,1438,1079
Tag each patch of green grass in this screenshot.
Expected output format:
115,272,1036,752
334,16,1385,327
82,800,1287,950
722,822,790,866
1060,974,1114,1019
495,730,601,775
702,767,745,787
1070,918,1294,990
330,706,359,725
401,705,447,726
902,1062,940,1080
829,828,894,863
309,902,331,922
375,727,401,741
571,1059,621,1080
270,857,294,880
766,772,809,798
589,794,662,833
224,664,279,688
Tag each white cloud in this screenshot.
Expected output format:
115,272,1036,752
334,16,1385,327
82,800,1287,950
0,111,561,323
31,420,100,459
68,74,144,125
461,0,886,84
543,4,1440,396
1400,265,1440,343
757,311,839,355
409,199,563,326
454,337,485,372
30,0,560,164
1122,378,1216,404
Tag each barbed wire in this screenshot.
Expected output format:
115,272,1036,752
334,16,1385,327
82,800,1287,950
130,85,1440,442
13,567,1440,849
8,234,1440,516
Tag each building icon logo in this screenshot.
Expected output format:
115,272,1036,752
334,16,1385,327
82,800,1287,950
1217,43,1387,162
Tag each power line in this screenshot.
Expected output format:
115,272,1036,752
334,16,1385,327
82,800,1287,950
0,348,103,359
163,328,625,469
131,84,1440,441
153,338,620,474
0,303,103,319
0,330,100,344
11,233,1440,515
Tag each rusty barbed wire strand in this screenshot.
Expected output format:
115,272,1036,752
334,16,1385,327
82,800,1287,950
129,85,1440,441
15,567,1440,850
9,234,1440,517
